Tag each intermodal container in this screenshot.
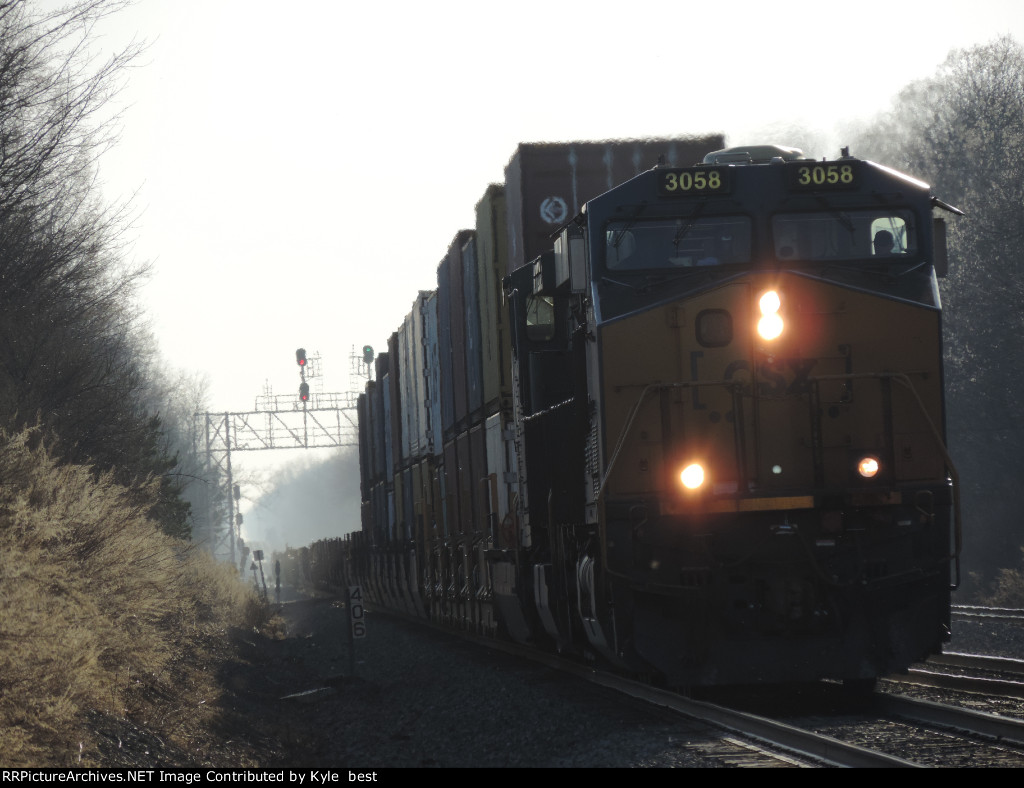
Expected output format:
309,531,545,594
422,291,443,457
456,430,472,535
357,392,370,500
400,292,431,461
446,231,473,433
386,332,403,478
401,465,414,542
442,438,460,538
462,235,484,420
503,136,725,274
436,255,455,436
378,355,393,485
469,423,487,535
474,184,511,416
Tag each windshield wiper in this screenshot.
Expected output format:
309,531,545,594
813,194,855,233
599,268,712,294
671,201,708,251
609,204,648,249
599,275,641,290
893,260,929,277
820,258,929,285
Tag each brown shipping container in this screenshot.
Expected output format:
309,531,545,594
503,136,726,274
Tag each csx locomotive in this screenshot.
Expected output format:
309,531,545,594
339,139,962,690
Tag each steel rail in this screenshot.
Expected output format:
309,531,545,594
930,652,1024,675
888,667,1024,699
873,692,1024,746
575,668,920,769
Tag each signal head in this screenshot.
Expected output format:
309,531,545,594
299,381,310,402
296,348,307,366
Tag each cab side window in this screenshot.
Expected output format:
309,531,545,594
525,295,555,341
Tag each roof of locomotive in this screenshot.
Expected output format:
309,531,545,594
579,145,938,217
702,144,810,165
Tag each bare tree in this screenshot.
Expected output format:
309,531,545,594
0,1,194,536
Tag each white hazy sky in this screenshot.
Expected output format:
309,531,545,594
49,0,1024,547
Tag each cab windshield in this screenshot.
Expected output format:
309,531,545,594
772,210,917,262
605,216,752,270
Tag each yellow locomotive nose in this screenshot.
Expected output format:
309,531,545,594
757,289,784,340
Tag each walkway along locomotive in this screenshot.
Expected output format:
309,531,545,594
340,139,963,690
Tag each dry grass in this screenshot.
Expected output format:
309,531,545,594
0,428,270,767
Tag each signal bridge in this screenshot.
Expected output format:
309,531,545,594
204,391,362,454
191,346,372,567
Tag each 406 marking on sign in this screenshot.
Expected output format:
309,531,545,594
348,585,366,639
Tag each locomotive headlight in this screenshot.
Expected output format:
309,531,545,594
680,463,705,490
857,456,880,478
757,289,784,340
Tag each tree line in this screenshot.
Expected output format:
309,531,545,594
0,0,200,539
844,35,1024,594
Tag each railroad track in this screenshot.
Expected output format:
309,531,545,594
887,603,1024,699
579,671,915,767
891,652,1024,697
952,604,1024,623
451,621,1024,767
372,602,1024,767
511,642,1024,767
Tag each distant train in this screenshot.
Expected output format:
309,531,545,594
322,137,964,691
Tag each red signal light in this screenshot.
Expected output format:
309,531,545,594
296,348,307,366
299,382,310,402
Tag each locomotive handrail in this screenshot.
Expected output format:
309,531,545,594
599,378,740,501
599,372,962,589
521,395,576,423
597,379,740,585
808,371,962,588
